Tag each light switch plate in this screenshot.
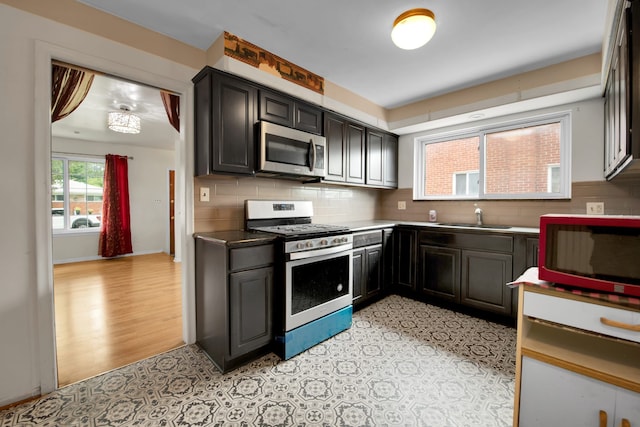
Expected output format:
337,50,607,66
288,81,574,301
200,187,210,202
398,201,406,210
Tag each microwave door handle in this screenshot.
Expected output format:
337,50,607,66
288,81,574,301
308,139,316,172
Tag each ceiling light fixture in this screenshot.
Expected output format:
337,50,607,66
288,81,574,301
391,8,436,50
108,105,141,134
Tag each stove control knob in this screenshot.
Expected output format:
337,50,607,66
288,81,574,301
297,242,305,250
332,238,341,245
320,239,328,246
305,241,314,248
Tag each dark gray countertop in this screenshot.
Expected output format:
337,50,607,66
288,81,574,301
194,230,277,247
336,219,539,234
194,220,539,246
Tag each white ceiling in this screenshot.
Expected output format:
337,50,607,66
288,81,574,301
53,0,606,149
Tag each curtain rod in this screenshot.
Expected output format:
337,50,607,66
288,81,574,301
53,151,134,160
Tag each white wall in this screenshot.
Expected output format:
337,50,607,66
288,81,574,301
397,98,605,189
0,4,195,406
52,138,175,263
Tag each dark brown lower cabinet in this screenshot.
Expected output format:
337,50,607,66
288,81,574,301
419,245,461,303
461,250,512,315
353,229,392,308
415,229,539,318
229,267,273,358
195,235,274,372
394,228,417,292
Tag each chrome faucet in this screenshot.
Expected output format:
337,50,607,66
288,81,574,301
474,203,483,226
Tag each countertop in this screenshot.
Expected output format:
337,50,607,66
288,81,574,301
194,220,539,246
194,230,277,247
340,219,539,234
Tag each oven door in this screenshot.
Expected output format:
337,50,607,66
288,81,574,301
285,248,352,331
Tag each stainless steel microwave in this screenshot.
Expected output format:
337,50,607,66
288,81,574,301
258,121,326,179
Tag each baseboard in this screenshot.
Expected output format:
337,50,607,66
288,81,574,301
53,250,168,265
0,389,41,411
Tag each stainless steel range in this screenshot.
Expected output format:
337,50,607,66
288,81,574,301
245,200,353,360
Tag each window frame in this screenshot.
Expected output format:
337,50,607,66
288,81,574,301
453,170,479,196
51,154,105,234
413,111,571,200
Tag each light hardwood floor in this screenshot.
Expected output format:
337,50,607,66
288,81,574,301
53,253,184,387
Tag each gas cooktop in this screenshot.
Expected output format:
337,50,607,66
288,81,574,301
251,223,349,236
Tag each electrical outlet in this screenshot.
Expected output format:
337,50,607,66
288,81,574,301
586,202,604,215
398,201,406,210
200,187,210,202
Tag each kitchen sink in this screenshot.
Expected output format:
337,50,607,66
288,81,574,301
436,223,512,229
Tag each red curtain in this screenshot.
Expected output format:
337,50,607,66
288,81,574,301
51,63,95,123
99,154,133,258
160,90,180,132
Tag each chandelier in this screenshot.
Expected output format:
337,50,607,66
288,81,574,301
108,105,141,134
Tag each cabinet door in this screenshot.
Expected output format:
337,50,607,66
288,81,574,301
346,122,366,184
382,229,394,292
229,266,273,358
419,245,461,303
324,113,347,182
294,100,323,135
394,229,417,291
352,248,364,304
383,133,398,188
259,89,294,127
519,357,617,427
212,74,257,175
365,244,383,298
525,238,539,268
366,129,384,186
461,250,512,315
615,386,640,427
194,71,213,176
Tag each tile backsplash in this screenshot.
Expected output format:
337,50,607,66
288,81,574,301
194,175,380,232
194,177,640,232
378,180,640,228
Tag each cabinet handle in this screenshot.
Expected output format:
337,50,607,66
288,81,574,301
621,418,631,427
599,410,607,427
600,317,640,332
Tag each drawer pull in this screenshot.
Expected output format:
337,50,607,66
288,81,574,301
621,419,631,427
599,410,607,427
600,317,640,332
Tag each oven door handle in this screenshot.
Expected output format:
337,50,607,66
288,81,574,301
288,243,352,261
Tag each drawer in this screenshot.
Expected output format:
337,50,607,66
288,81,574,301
353,230,383,248
419,231,513,253
229,244,274,272
523,290,640,344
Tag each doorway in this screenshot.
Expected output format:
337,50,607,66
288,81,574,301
50,64,184,386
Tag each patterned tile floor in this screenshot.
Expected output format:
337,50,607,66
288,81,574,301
1,295,516,426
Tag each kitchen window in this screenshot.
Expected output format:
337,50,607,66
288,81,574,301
413,112,571,200
454,170,479,196
51,155,104,232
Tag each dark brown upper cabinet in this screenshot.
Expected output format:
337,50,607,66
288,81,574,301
193,67,257,176
324,112,398,188
259,89,323,135
604,1,640,179
323,112,366,185
366,129,398,188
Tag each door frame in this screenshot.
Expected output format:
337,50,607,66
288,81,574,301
34,40,196,393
